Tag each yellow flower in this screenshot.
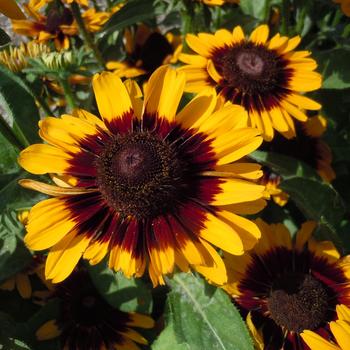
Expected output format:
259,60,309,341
35,270,154,350
222,219,350,349
18,65,266,286
11,0,109,50
0,0,25,19
179,24,322,141
302,304,350,350
107,24,182,78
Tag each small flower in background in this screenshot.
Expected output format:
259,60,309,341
0,0,26,19
261,114,336,182
179,25,322,141
334,0,350,16
259,169,289,206
107,24,182,78
18,65,266,286
0,211,46,299
35,270,154,350
302,304,350,350
222,219,350,350
0,41,50,72
11,0,109,50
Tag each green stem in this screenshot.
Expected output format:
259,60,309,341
70,2,105,69
0,115,25,150
58,77,76,110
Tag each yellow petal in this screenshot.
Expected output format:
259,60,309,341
179,53,208,67
336,304,350,321
301,330,339,350
330,320,350,350
232,26,245,43
200,212,244,255
92,72,133,124
249,25,269,44
186,33,215,57
295,221,317,250
144,65,185,122
176,87,217,129
213,179,264,205
45,231,91,283
25,198,76,250
15,273,31,299
194,238,227,285
36,320,61,341
218,210,261,251
19,144,71,175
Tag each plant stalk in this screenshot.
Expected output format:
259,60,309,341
70,2,105,69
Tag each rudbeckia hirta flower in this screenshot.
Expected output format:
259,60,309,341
106,24,182,78
261,114,336,182
18,65,265,286
179,25,322,141
223,219,350,350
36,270,154,350
302,304,350,350
11,0,109,50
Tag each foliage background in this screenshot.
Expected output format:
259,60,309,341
0,0,350,349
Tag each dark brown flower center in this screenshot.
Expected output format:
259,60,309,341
236,51,265,76
96,132,184,218
214,42,283,94
45,5,73,34
267,273,328,333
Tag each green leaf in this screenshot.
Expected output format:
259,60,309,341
87,260,153,314
0,132,19,174
239,0,271,20
250,150,320,180
251,150,345,245
0,171,46,212
314,48,350,89
0,65,40,146
280,178,345,244
166,273,254,350
0,210,32,283
152,320,189,350
0,28,11,46
101,0,156,34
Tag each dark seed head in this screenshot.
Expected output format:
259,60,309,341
236,51,265,76
45,5,73,34
267,273,328,333
96,132,185,218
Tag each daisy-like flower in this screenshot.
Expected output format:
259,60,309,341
261,114,336,182
259,168,289,206
36,270,154,350
302,304,350,350
179,25,322,141
223,219,350,350
0,0,25,19
18,65,266,286
106,24,182,78
0,254,45,299
334,0,350,16
11,0,109,50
